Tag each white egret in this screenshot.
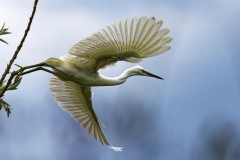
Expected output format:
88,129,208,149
21,17,172,151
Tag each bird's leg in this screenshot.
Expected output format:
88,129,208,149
16,62,54,70
15,62,55,76
21,67,54,76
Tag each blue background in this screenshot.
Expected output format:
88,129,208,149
0,0,240,159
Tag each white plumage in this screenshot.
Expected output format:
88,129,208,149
62,16,171,72
32,17,172,151
50,77,121,151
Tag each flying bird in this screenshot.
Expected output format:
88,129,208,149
21,17,172,151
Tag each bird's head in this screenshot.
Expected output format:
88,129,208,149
127,66,163,80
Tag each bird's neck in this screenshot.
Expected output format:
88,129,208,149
97,69,135,86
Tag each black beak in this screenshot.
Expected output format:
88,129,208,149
144,70,164,80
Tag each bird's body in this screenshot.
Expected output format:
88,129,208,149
24,17,172,151
45,57,158,86
45,57,126,86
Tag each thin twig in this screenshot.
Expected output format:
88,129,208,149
0,0,39,84
3,71,19,92
0,0,39,98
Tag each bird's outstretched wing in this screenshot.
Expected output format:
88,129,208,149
62,17,172,72
50,76,122,152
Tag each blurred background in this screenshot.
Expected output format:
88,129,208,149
0,0,240,159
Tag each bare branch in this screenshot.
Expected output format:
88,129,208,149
0,0,39,98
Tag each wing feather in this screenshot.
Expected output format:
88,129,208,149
50,76,122,151
109,25,122,51
63,17,172,71
113,22,125,52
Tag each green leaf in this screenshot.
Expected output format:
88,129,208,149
7,77,22,91
0,38,8,44
0,98,11,117
0,23,5,31
0,23,11,45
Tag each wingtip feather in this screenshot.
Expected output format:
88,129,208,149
109,146,123,152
